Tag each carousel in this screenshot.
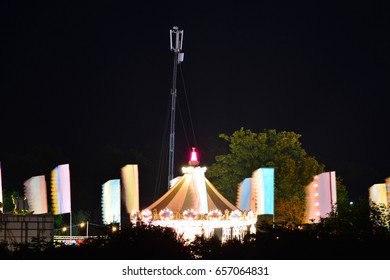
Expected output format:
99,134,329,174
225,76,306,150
133,148,256,242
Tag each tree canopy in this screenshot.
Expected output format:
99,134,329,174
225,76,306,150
206,128,327,225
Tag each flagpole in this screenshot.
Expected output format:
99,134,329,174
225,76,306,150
70,211,72,244
0,161,3,213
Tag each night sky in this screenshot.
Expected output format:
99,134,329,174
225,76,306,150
0,1,388,216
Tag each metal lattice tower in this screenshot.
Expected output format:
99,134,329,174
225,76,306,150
168,26,184,189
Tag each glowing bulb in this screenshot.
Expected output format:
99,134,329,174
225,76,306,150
190,147,198,161
188,147,199,166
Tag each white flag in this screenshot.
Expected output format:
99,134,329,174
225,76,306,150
51,164,71,214
101,179,120,224
24,175,48,214
121,164,139,213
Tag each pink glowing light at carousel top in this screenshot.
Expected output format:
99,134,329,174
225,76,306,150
188,147,199,166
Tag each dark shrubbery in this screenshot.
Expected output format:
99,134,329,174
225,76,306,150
2,204,390,260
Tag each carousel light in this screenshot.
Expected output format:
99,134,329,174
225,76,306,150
130,210,138,222
141,209,152,221
188,147,199,166
229,210,242,220
247,210,255,221
207,209,222,220
182,166,195,173
183,209,197,220
159,208,174,220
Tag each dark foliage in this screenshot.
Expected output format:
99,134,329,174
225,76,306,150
2,214,390,260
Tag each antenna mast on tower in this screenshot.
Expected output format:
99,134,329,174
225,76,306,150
168,26,184,189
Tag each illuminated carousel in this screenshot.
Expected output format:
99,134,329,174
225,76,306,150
133,148,256,242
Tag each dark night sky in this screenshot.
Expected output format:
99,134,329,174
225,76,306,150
0,1,389,216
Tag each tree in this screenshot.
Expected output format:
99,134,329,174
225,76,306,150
2,189,23,213
206,128,325,225
369,201,390,233
333,176,350,216
53,210,92,236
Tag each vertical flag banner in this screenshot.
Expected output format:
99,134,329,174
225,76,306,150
121,164,139,213
369,183,387,205
0,162,3,212
24,175,48,214
101,179,121,224
304,171,337,223
252,167,275,215
51,164,71,214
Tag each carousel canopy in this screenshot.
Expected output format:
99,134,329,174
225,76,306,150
146,148,238,214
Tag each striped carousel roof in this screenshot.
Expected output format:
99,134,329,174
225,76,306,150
146,148,238,214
